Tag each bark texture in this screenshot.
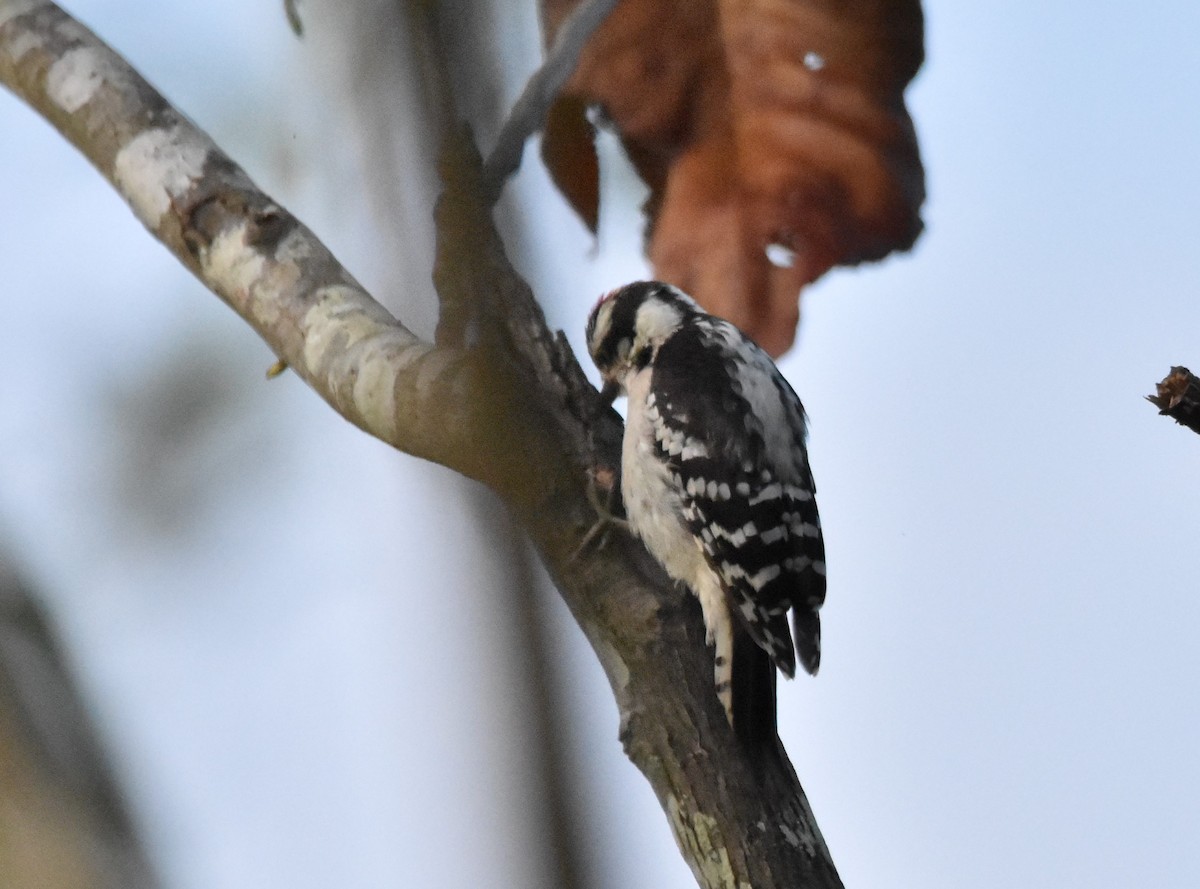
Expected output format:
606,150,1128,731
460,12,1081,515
0,3,842,886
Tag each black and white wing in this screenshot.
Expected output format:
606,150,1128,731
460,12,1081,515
647,318,826,677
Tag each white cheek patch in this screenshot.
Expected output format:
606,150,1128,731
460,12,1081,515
634,297,684,344
588,298,617,358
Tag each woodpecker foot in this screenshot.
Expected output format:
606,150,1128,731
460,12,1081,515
572,466,627,560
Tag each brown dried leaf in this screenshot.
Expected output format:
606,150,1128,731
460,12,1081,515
542,0,925,355
541,95,602,233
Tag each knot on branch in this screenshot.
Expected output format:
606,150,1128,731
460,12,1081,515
1147,366,1200,436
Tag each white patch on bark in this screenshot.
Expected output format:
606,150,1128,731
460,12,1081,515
245,227,312,328
46,46,105,112
114,125,211,230
7,27,41,61
785,790,830,861
301,287,381,371
350,336,409,441
205,223,267,296
273,226,314,265
299,287,433,439
0,0,49,30
666,796,752,889
779,822,803,849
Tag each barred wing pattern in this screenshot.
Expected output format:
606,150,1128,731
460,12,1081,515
647,319,826,676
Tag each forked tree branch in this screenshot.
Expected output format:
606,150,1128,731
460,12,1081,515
0,3,842,886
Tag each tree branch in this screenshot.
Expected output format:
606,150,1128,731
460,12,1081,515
0,552,160,889
1147,366,1200,436
0,3,843,886
480,0,619,200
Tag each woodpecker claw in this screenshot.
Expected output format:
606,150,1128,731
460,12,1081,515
571,466,627,561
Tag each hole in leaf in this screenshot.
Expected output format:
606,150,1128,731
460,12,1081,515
765,243,797,268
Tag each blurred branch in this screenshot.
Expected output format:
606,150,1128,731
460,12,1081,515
333,4,596,886
480,0,618,201
0,553,159,889
284,0,303,37
484,499,594,889
0,3,842,887
1147,366,1200,436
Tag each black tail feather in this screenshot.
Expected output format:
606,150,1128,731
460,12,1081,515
732,625,779,759
794,607,822,675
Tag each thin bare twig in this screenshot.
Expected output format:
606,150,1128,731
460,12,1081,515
480,0,618,201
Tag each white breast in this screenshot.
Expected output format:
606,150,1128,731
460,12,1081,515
621,368,697,582
621,365,735,712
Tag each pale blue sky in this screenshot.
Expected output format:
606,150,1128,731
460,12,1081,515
3,2,1200,888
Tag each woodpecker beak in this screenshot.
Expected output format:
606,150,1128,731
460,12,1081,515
599,377,621,406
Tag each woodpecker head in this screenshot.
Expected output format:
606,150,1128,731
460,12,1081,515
586,281,697,402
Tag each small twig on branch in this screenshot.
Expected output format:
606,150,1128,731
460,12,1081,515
480,0,618,201
1147,366,1200,436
